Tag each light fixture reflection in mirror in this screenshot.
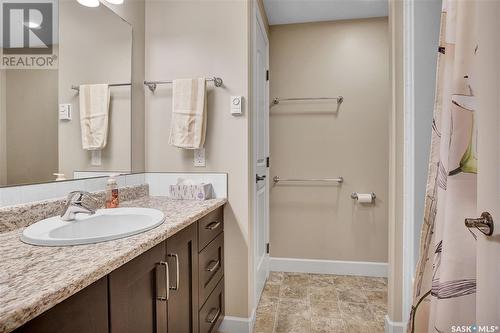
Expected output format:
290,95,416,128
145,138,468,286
105,0,124,4
25,10,43,29
77,0,100,7
25,21,41,29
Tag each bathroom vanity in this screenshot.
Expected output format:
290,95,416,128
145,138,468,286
0,195,225,333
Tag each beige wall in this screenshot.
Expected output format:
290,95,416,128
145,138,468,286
269,18,389,263
58,1,132,178
145,0,251,318
5,70,58,185
388,0,404,323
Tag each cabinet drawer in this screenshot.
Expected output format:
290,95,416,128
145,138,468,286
199,232,224,306
199,279,224,333
198,207,223,251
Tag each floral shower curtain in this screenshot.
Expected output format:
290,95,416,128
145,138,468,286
409,1,478,332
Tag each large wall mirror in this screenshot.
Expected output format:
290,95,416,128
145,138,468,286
0,0,132,187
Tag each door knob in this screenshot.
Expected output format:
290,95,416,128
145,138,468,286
465,212,494,236
256,174,266,183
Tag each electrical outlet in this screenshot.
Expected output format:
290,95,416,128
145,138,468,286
194,148,206,167
91,150,102,166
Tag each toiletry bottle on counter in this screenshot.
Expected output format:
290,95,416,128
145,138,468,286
105,175,119,208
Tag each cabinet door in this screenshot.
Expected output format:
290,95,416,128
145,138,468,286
14,277,108,333
109,241,168,333
167,223,198,333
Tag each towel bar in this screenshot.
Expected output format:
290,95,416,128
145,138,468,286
273,176,344,184
144,77,224,93
271,96,344,107
71,83,131,91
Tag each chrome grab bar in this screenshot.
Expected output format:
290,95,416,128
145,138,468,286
273,176,343,184
272,96,344,106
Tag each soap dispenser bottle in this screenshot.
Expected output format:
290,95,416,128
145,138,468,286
105,174,119,208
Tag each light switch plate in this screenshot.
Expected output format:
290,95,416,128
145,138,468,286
194,148,206,167
59,104,72,120
230,96,243,115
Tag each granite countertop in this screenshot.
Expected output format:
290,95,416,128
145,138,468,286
0,197,226,333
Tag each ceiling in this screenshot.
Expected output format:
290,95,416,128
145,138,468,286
263,0,388,26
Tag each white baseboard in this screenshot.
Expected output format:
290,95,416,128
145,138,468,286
385,315,406,333
219,309,256,333
269,257,388,278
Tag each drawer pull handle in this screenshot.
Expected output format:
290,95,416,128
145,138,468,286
205,221,221,231
206,307,221,324
206,259,220,272
156,261,170,301
168,253,180,291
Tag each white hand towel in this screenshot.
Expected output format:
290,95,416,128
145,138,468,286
79,84,110,150
169,78,207,149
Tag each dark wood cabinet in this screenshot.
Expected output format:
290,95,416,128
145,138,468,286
14,277,108,333
198,233,224,306
198,208,223,251
13,206,225,333
199,279,224,333
166,223,198,333
108,241,167,333
198,208,225,333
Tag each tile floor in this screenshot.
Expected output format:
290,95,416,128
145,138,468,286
252,272,387,333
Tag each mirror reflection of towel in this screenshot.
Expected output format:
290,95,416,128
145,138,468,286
169,78,207,149
79,84,110,150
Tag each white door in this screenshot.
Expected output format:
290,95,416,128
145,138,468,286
253,4,269,304
473,1,500,327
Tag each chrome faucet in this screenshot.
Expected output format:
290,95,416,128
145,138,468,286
60,191,98,221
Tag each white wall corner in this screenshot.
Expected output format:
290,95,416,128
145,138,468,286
402,0,416,323
219,309,256,333
385,315,406,333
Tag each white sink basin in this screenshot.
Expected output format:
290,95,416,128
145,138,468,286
21,208,165,246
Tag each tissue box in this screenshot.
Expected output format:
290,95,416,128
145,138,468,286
169,183,213,201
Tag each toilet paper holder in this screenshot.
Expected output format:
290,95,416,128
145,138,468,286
351,192,376,200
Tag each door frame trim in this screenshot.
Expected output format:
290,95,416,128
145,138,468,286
388,0,414,327
402,0,415,324
251,0,270,311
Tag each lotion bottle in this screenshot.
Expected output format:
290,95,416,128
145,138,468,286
105,174,119,208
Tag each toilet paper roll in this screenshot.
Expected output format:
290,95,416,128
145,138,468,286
357,193,373,203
